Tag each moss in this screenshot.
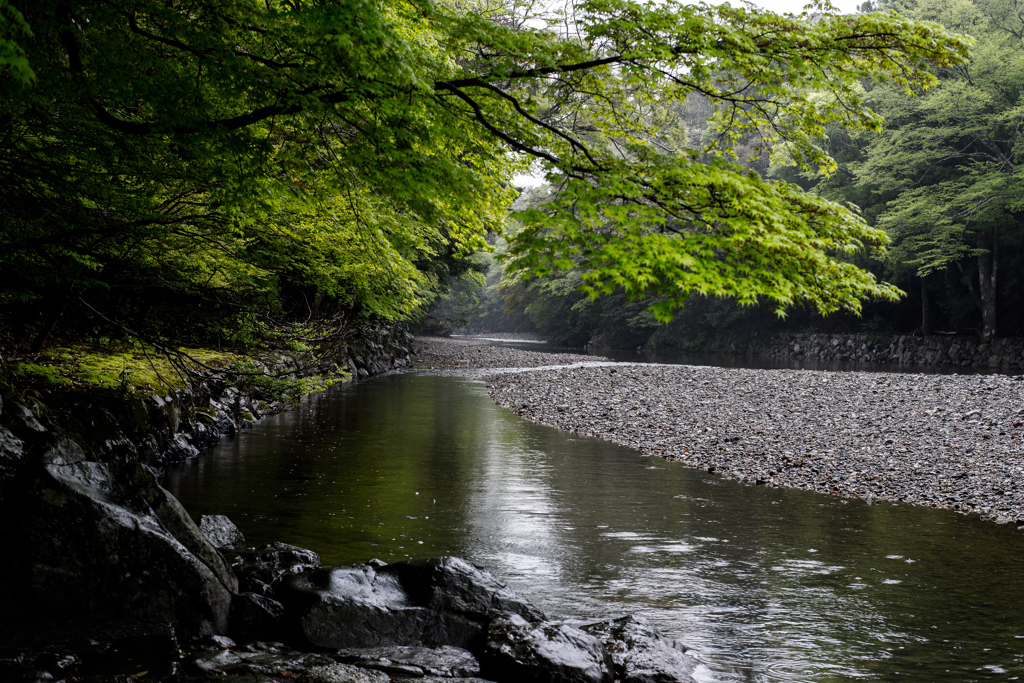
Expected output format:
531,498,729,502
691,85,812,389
8,344,244,396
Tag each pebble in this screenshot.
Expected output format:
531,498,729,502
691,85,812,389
415,337,1024,528
412,336,607,371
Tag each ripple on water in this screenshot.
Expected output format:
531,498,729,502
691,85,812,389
164,374,1024,683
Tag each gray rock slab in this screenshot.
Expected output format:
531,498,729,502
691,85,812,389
334,644,480,677
17,444,237,637
582,615,697,683
199,514,246,549
483,614,614,683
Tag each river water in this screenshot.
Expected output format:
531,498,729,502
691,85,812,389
164,371,1024,682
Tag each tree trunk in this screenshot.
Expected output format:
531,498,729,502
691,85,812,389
30,288,72,353
920,276,932,335
977,227,998,342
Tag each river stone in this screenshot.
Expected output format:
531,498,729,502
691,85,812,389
282,565,450,649
1,399,46,438
199,514,246,549
284,557,544,651
0,424,24,494
13,440,238,637
482,614,614,683
381,556,545,623
334,645,481,677
580,615,697,683
227,542,321,596
82,406,137,463
189,647,387,682
230,592,287,643
306,663,390,683
164,432,200,461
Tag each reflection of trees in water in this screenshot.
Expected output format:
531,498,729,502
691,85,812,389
165,375,1024,682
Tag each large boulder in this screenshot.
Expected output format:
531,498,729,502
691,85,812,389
482,614,614,683
199,514,246,550
282,564,457,649
227,541,322,596
382,557,545,623
581,615,698,683
281,557,544,651
9,437,238,637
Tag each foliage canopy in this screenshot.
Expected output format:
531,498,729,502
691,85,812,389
0,0,970,352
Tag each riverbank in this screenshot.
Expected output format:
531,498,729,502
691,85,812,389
413,335,605,370
415,337,1024,527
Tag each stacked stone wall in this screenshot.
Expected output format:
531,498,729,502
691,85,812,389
745,332,1024,371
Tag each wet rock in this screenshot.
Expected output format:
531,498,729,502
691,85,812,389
581,615,697,683
190,634,237,650
382,556,546,623
305,663,390,683
230,592,287,643
81,406,137,463
482,614,614,683
1,400,46,438
13,440,237,637
227,542,321,596
164,432,200,462
0,424,25,496
199,514,246,550
189,645,386,682
334,645,481,678
281,565,449,649
283,557,540,651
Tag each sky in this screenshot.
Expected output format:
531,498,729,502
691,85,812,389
512,0,866,186
749,0,861,14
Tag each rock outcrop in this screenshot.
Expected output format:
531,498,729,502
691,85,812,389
8,436,237,637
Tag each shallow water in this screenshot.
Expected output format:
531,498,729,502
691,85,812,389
164,374,1024,682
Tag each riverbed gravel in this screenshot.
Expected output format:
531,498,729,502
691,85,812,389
416,336,1024,527
413,335,606,370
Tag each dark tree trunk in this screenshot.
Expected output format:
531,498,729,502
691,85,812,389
30,288,72,353
977,227,998,342
920,276,932,335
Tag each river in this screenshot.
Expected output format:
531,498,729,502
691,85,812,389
164,369,1024,682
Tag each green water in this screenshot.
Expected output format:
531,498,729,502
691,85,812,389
164,373,1024,682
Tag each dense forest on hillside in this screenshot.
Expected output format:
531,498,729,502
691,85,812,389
434,0,1024,349
0,0,970,376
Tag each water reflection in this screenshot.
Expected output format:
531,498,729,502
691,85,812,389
164,374,1024,682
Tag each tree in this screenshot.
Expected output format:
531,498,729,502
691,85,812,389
852,0,1024,341
0,0,969,353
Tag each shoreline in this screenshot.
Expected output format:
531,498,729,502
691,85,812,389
415,336,1024,527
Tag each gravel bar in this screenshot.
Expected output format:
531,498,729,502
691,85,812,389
416,337,1024,527
413,335,608,370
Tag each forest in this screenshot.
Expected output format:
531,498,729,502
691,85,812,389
0,0,974,381
439,0,1024,350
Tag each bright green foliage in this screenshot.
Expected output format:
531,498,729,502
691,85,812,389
0,0,33,85
503,0,970,320
0,0,969,353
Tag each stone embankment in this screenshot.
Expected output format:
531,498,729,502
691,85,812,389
729,332,1023,371
414,337,1024,527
